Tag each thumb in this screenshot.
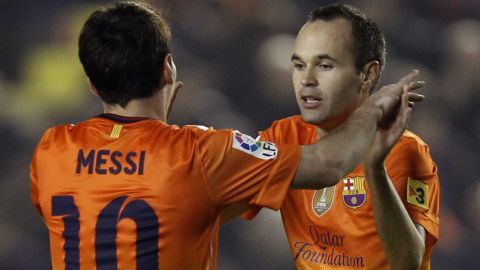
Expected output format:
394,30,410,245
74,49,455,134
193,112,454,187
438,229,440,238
175,81,184,91
167,81,184,119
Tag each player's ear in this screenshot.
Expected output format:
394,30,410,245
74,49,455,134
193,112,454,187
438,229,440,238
162,54,175,86
87,77,99,97
360,61,380,94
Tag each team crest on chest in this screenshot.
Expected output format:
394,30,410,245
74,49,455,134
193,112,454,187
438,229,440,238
312,186,336,216
342,176,366,209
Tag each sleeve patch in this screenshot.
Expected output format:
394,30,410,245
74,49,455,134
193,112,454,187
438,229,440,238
232,130,277,160
407,177,429,209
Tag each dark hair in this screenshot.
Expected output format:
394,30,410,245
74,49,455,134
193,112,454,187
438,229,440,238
309,4,386,74
79,1,171,107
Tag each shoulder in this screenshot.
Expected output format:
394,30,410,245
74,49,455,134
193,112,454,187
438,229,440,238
33,124,76,158
182,124,223,139
183,124,213,134
392,130,432,156
386,130,436,174
269,115,313,131
37,123,74,144
261,115,317,144
180,125,240,148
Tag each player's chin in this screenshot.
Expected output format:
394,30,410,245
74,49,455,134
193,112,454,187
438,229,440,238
300,110,324,125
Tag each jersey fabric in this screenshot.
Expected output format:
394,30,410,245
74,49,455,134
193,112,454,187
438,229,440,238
249,115,440,270
30,113,301,270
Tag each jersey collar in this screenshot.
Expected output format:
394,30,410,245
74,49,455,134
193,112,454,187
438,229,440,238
96,113,154,123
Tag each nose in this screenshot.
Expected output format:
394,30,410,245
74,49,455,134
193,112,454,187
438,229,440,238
300,69,318,87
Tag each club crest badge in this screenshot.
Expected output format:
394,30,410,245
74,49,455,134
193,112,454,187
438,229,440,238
312,186,336,216
342,176,366,209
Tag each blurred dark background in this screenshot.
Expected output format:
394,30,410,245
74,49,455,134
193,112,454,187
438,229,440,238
0,0,479,269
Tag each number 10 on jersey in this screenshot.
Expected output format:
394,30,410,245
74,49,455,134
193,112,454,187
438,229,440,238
52,195,160,269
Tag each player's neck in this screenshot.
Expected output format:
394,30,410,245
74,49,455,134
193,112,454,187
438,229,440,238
314,110,356,139
315,103,362,135
102,96,168,122
316,115,348,133
315,121,341,140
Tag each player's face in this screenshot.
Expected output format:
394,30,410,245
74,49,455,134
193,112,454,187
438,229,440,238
292,19,368,128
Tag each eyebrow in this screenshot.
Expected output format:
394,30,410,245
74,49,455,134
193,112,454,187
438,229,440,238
291,53,338,62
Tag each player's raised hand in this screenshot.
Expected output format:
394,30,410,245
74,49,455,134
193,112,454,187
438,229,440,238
364,71,426,166
379,72,425,130
364,89,410,166
406,81,425,108
362,69,425,126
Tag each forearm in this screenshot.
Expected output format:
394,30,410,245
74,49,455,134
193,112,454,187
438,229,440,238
294,106,381,189
365,165,425,270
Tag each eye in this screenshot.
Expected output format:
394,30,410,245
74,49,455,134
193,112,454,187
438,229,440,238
293,62,305,70
319,64,333,70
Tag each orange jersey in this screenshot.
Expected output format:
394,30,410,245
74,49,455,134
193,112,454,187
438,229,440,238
253,115,440,270
30,114,301,270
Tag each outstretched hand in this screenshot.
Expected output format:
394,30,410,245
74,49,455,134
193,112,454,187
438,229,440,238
364,69,424,126
364,70,425,166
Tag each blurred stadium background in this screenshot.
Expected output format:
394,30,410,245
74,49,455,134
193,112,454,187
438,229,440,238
0,0,479,269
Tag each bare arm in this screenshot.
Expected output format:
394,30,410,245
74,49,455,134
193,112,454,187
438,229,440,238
365,166,426,270
291,69,422,189
363,80,427,270
293,105,380,189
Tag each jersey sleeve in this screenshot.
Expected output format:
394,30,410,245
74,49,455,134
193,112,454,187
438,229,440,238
257,126,274,142
196,129,301,213
30,151,41,216
30,128,52,217
238,126,278,220
386,134,440,246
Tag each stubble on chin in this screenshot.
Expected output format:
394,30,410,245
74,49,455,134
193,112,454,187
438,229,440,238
301,111,324,126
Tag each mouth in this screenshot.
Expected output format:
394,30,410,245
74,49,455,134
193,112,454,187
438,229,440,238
301,95,322,109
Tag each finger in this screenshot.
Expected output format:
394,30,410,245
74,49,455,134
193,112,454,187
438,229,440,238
404,105,412,127
397,69,419,86
167,81,184,119
384,90,410,135
401,90,409,110
407,81,426,91
175,81,184,91
397,91,411,133
172,81,184,102
408,101,415,108
408,92,425,102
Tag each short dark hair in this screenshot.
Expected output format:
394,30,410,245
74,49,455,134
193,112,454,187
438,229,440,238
309,4,386,73
79,1,171,107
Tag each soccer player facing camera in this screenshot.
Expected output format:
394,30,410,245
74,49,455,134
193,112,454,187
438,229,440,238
246,4,439,270
31,1,425,269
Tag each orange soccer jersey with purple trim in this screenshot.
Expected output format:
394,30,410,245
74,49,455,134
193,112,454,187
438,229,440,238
30,114,301,270
254,115,440,270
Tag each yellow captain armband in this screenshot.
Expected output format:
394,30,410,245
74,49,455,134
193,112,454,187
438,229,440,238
407,177,429,209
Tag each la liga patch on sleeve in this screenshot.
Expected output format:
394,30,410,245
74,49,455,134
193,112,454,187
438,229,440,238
232,130,277,160
407,177,429,209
